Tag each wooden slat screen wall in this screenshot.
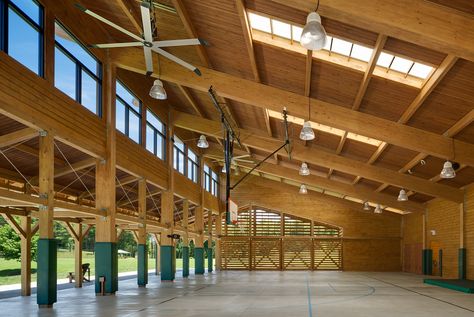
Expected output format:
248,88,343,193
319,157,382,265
221,207,343,270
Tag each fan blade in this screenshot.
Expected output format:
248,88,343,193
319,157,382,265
90,42,143,49
140,2,153,43
143,47,153,75
152,38,204,48
74,4,143,42
151,46,202,76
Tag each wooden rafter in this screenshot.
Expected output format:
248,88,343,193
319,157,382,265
0,128,38,148
173,110,464,202
270,0,474,62
113,50,474,167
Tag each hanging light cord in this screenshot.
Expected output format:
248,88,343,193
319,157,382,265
315,0,320,12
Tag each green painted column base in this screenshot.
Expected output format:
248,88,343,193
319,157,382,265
195,247,205,275
459,248,467,280
137,244,148,287
182,246,189,278
95,242,118,295
207,248,213,273
160,245,175,281
422,249,433,275
37,239,57,307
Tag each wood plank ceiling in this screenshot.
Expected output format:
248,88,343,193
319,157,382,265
25,0,474,213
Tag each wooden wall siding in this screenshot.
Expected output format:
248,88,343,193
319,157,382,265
173,171,200,205
232,176,402,238
426,198,460,278
403,212,423,245
0,52,106,158
466,185,474,279
230,177,401,271
343,239,401,271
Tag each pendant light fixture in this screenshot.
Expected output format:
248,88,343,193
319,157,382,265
299,184,308,194
397,189,408,201
300,97,315,141
363,202,370,211
221,164,227,173
299,162,310,176
374,204,383,214
440,160,456,179
197,135,209,149
300,1,327,51
149,79,167,100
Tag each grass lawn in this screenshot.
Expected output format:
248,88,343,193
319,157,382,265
0,250,209,286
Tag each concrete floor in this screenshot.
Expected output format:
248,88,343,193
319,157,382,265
1,271,473,317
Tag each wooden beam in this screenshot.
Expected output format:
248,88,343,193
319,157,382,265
173,110,464,202
236,0,260,82
116,0,142,34
15,144,65,166
38,132,54,239
2,213,26,238
112,48,474,167
270,0,474,63
352,34,387,110
30,157,97,185
0,128,37,148
171,0,211,67
398,55,458,124
239,161,424,213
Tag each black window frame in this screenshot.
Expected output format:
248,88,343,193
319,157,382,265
173,135,186,175
211,170,219,197
204,164,211,192
187,148,199,183
115,80,142,144
0,0,44,77
54,20,102,116
145,109,166,161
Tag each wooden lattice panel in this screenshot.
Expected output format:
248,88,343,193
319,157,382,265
285,215,311,236
314,239,342,270
251,238,281,270
221,237,250,269
254,209,282,236
283,238,312,270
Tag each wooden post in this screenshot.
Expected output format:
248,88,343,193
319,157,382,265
154,233,161,275
137,179,148,287
94,60,118,295
43,8,55,85
161,113,175,281
74,223,83,288
20,215,32,296
182,199,190,277
207,209,213,272
37,131,56,307
215,212,222,270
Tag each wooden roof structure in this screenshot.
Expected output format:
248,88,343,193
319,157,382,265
1,0,474,216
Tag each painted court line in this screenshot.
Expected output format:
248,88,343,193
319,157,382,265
306,274,313,317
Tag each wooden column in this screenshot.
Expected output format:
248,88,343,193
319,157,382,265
215,212,222,270
37,131,56,307
160,112,175,280
71,223,83,288
137,179,148,286
94,60,118,295
182,199,190,277
154,233,161,275
43,8,55,85
20,215,32,296
459,193,466,279
207,209,213,272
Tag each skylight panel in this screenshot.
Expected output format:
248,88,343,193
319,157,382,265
377,52,394,68
350,44,373,62
272,19,291,39
409,62,433,79
248,12,271,33
292,25,303,42
391,56,413,73
331,38,352,56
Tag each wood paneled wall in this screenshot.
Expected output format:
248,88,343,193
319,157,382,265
232,176,402,271
403,184,474,278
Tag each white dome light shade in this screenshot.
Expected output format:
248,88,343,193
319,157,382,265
299,184,308,194
149,79,167,100
363,202,370,211
300,121,315,140
374,204,383,214
197,135,209,148
221,165,227,173
299,162,310,176
397,189,408,201
440,160,456,179
300,12,327,51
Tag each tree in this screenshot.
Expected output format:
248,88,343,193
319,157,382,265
0,219,38,262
